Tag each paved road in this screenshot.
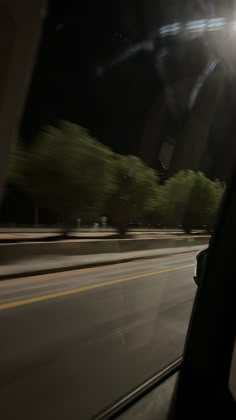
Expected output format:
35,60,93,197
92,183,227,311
0,252,197,419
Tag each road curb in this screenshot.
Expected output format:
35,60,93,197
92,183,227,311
0,248,198,281
0,236,209,264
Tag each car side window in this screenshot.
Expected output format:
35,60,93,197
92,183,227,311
0,3,236,420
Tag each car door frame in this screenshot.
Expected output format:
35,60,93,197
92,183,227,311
169,165,236,419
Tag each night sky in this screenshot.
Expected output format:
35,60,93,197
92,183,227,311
20,1,162,155
20,1,234,167
5,0,166,224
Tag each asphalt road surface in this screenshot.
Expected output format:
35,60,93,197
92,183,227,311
0,252,197,419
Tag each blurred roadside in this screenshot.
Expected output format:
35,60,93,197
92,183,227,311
0,227,209,280
0,228,208,242
0,244,206,281
0,227,209,281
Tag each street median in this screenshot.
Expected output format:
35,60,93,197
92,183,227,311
0,236,209,264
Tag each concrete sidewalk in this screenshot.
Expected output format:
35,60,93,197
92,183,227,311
0,245,204,280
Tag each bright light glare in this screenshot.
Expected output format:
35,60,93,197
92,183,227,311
160,17,227,38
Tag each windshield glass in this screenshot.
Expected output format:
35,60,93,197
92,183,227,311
0,1,235,419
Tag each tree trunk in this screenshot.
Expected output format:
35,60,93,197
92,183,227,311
34,206,39,226
183,226,192,234
61,220,73,238
118,225,128,237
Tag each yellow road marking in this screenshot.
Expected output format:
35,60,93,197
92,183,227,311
0,252,196,286
0,264,193,311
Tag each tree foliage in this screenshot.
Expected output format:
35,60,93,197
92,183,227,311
9,120,225,236
158,170,224,233
10,121,115,231
106,154,159,235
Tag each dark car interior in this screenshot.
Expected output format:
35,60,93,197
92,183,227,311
0,1,236,420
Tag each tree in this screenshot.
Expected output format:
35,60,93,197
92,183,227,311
204,180,225,233
10,121,115,234
182,173,224,233
158,170,224,233
106,154,159,235
157,170,195,229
